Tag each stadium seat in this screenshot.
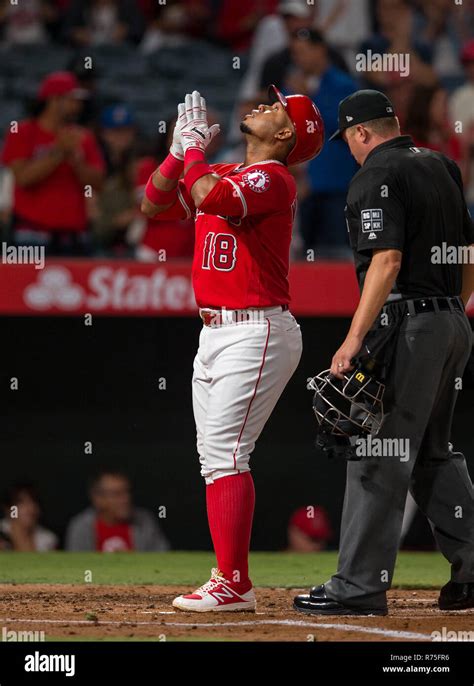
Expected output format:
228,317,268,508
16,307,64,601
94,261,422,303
0,45,74,78
86,45,148,78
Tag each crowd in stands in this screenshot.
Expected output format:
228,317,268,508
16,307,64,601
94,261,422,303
0,0,473,259
0,472,169,552
0,474,333,552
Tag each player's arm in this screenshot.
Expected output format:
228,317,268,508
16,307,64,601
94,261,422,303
140,162,182,217
186,172,220,208
141,101,199,219
168,90,223,211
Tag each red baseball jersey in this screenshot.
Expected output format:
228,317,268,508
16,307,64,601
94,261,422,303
157,160,297,309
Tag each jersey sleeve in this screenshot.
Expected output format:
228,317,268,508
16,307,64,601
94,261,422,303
350,168,406,253
198,165,293,218
157,180,195,220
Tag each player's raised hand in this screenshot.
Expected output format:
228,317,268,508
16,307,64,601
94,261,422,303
169,102,186,161
179,90,220,154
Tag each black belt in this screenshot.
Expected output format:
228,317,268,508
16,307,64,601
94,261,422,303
403,296,464,316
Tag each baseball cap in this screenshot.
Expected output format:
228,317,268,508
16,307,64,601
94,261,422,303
38,71,88,100
461,39,474,65
278,0,312,18
329,89,396,141
268,84,324,165
289,506,332,541
100,104,135,129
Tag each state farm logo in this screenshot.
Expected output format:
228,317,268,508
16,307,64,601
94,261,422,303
23,265,196,312
24,267,84,310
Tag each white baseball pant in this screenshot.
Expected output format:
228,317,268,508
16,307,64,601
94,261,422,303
192,307,303,484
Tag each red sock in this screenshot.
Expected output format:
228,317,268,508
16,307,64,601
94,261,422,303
206,472,255,593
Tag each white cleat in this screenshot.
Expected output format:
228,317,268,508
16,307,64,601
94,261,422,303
172,568,256,612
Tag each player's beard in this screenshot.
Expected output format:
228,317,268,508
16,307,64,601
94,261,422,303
240,121,253,135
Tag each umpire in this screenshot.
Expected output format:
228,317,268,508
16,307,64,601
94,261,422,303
294,90,474,615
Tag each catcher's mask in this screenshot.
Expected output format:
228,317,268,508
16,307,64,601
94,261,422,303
309,367,385,442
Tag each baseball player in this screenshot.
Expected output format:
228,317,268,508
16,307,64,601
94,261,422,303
142,87,323,612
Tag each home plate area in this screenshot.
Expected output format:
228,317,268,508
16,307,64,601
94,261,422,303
0,585,472,642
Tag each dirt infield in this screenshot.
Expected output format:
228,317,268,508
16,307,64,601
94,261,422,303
0,584,472,642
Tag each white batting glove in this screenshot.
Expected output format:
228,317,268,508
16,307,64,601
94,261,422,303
169,101,187,161
178,90,220,154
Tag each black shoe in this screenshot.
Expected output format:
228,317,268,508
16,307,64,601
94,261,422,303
438,581,474,610
293,584,388,616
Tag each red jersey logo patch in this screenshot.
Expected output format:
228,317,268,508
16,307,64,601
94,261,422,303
242,169,271,193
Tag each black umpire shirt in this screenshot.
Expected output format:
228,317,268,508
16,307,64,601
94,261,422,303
345,135,474,299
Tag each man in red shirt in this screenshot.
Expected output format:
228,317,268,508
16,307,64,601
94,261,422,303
2,71,105,255
65,470,169,552
142,87,324,611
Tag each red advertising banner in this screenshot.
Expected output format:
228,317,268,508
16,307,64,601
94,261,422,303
0,259,472,317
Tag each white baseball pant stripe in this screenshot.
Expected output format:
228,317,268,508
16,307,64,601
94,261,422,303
192,309,303,484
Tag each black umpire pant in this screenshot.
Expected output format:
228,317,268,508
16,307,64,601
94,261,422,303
325,305,474,611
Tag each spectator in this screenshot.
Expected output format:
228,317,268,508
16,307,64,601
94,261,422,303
359,0,438,122
68,54,101,126
259,14,349,97
314,0,371,71
65,470,169,552
0,482,58,552
233,0,315,104
227,1,315,151
1,71,105,256
98,103,137,176
287,506,333,552
140,0,212,53
0,0,58,45
405,84,462,162
286,29,358,256
415,0,464,82
215,0,277,53
450,39,474,213
93,152,136,256
63,0,145,47
93,105,138,254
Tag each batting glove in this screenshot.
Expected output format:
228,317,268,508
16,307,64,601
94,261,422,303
179,90,220,154
169,101,187,161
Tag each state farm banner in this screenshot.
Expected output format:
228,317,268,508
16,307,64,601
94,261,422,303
0,259,472,317
0,260,198,316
